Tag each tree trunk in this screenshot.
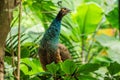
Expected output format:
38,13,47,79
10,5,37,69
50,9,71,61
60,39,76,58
0,0,14,80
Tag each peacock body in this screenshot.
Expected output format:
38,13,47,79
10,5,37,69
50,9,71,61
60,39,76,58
38,8,71,70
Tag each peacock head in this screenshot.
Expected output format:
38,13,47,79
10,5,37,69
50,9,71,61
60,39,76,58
60,7,70,16
56,7,70,20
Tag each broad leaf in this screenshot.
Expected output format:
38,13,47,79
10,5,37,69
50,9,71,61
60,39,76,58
21,46,30,58
20,58,43,75
72,2,103,34
61,60,77,74
78,63,100,73
106,7,118,28
92,56,111,66
107,62,120,75
46,62,59,74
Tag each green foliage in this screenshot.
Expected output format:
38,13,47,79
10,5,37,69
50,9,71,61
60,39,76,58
23,0,57,29
78,63,100,73
92,56,111,66
107,62,120,75
4,0,119,80
20,58,43,75
42,60,100,79
46,62,59,74
19,58,44,79
73,2,103,34
60,2,104,63
106,7,118,28
103,62,120,80
61,60,77,74
29,60,120,80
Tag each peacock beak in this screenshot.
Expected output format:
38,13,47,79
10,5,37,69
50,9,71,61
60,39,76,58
67,9,71,13
61,8,71,16
64,9,71,15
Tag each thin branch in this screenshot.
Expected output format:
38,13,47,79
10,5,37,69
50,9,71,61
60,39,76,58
85,19,103,62
118,0,120,40
80,9,88,64
17,1,22,80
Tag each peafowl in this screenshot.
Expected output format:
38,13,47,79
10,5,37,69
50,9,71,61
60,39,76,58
38,8,71,70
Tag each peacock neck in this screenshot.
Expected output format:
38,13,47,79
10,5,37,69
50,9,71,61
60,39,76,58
49,17,62,40
40,18,62,50
40,11,64,51
56,11,63,21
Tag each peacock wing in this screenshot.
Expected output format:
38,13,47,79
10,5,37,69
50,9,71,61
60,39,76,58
58,44,71,61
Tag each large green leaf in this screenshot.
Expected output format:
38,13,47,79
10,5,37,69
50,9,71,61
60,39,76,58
106,7,118,28
107,62,120,75
92,56,111,66
46,62,59,74
78,63,100,73
61,60,77,74
20,58,43,75
21,46,30,58
72,2,103,34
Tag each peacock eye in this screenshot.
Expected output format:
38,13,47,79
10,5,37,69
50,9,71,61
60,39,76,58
61,8,66,12
61,8,66,11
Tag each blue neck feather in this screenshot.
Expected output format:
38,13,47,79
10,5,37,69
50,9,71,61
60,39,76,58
40,13,63,51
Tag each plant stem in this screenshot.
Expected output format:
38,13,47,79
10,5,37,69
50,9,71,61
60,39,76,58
17,1,22,80
81,35,85,63
81,10,88,64
118,0,120,40
85,20,103,62
88,52,96,63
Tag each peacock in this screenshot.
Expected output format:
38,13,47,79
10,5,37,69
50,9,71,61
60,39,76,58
38,8,71,70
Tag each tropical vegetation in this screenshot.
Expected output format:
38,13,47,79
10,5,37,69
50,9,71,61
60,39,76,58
2,0,120,80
